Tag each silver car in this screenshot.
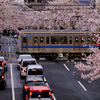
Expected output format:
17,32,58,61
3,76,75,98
20,58,37,79
17,54,32,70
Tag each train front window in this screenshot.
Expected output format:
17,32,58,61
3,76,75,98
23,37,27,43
87,37,90,44
81,37,84,43
40,37,43,44
34,37,38,43
75,37,78,43
69,37,72,44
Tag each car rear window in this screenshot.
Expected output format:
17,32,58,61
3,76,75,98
27,81,44,86
28,69,43,75
31,91,50,98
23,61,36,67
19,56,32,59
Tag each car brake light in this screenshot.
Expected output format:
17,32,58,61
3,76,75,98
49,91,51,95
39,90,42,92
28,61,30,62
2,76,4,79
2,62,4,65
33,80,37,82
29,92,32,96
21,65,23,67
51,97,53,100
24,86,28,90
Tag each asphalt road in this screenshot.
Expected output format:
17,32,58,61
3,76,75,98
0,36,100,100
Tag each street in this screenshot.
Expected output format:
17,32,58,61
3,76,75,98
0,36,100,100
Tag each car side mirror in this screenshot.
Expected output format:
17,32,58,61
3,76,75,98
5,58,8,61
50,90,53,93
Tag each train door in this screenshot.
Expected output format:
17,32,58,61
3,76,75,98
74,35,80,51
22,35,27,51
34,36,45,51
39,36,45,50
80,35,86,52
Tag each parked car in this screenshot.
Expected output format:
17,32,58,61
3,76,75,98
17,54,32,70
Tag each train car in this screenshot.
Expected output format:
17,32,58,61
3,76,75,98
17,30,98,60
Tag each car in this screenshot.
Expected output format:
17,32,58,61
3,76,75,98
20,58,38,79
25,86,53,100
0,56,8,72
17,54,33,70
26,65,44,79
22,77,46,99
0,68,6,89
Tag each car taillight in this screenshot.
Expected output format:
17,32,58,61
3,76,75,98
49,91,51,95
29,92,32,96
2,76,4,79
51,97,53,100
24,86,28,90
21,65,23,67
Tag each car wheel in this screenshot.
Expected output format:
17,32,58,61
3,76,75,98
2,82,6,89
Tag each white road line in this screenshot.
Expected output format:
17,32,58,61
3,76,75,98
63,64,70,71
9,47,10,52
78,81,87,91
44,77,56,100
10,64,15,100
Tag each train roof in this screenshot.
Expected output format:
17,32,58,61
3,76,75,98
21,29,92,33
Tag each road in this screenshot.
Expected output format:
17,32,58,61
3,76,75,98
0,35,100,100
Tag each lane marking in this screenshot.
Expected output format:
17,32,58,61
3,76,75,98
78,81,87,91
44,77,56,100
63,64,70,71
9,47,10,52
10,64,15,100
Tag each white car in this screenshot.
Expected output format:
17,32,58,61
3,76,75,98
20,58,38,79
26,65,44,80
17,54,32,70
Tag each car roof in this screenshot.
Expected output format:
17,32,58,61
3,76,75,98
19,54,32,57
22,58,36,61
0,56,4,59
27,77,43,82
27,65,43,69
29,86,50,91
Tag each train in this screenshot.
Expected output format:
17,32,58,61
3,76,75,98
16,29,99,60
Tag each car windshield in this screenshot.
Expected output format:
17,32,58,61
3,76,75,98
27,81,44,86
31,91,50,98
23,61,36,67
28,69,43,75
18,56,32,59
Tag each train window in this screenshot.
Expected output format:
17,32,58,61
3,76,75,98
34,37,38,43
75,37,78,43
46,37,49,44
37,0,42,3
40,37,43,44
81,37,84,43
51,36,67,44
23,37,27,43
69,36,72,44
92,36,97,44
87,37,90,44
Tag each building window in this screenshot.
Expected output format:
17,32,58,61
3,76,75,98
37,0,42,3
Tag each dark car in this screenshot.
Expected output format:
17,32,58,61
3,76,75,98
0,57,8,72
0,68,6,89
22,77,46,100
